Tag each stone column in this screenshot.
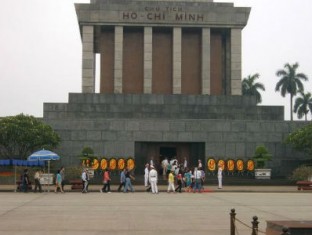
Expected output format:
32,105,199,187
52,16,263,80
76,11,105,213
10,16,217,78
201,28,211,95
231,29,242,95
82,26,95,93
144,27,152,94
114,26,123,93
173,27,182,94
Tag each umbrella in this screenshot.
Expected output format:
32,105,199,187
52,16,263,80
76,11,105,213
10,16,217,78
28,149,60,192
28,150,60,161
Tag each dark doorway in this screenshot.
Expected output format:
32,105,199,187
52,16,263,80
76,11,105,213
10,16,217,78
160,147,177,162
135,142,205,173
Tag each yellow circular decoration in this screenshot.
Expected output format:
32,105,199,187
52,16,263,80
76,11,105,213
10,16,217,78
227,159,235,171
117,158,126,170
109,158,117,170
100,158,108,170
247,160,255,171
236,159,244,171
126,158,135,171
207,158,216,171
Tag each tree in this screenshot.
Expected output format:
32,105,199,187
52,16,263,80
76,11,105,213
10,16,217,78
252,145,272,168
285,123,312,158
242,73,265,104
275,62,308,121
294,91,312,121
0,114,60,159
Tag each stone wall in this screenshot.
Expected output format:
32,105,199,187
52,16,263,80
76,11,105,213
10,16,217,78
43,93,308,177
44,93,283,120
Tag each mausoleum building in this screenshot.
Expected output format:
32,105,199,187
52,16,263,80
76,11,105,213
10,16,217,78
43,0,307,176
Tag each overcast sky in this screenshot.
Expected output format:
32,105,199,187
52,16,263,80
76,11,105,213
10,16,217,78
0,0,311,120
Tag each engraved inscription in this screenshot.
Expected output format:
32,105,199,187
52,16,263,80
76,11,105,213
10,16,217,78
122,5,205,22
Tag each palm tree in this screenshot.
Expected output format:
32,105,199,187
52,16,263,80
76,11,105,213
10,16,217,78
294,91,312,121
242,73,265,104
275,63,308,121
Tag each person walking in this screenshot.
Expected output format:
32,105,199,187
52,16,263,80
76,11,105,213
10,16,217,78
200,167,205,190
81,169,89,193
124,169,135,193
167,170,175,193
175,170,183,193
193,167,202,193
149,165,158,194
54,170,64,193
60,166,65,192
34,169,42,193
184,169,193,192
101,169,111,193
117,169,126,192
22,169,29,193
218,164,223,189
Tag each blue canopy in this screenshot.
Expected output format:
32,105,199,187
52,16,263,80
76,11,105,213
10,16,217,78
0,159,44,167
27,149,60,192
28,150,60,161
0,159,11,166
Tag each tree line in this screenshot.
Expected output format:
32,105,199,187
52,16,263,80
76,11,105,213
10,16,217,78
242,62,312,121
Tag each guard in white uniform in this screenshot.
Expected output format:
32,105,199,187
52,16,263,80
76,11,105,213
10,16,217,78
183,157,187,169
144,164,149,187
217,165,223,189
198,159,203,169
149,165,158,194
161,158,169,175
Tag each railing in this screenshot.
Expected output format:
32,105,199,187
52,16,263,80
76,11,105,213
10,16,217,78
230,208,291,235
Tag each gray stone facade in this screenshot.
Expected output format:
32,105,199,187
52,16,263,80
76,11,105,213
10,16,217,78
43,93,308,177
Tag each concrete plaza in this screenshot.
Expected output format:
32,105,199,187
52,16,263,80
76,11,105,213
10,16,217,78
0,187,311,235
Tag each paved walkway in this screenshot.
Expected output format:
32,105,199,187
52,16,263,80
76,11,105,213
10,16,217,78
0,185,311,235
0,183,302,193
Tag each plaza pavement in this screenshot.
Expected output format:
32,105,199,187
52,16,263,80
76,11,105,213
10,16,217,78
0,184,311,235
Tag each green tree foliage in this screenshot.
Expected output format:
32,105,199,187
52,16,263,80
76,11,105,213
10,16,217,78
294,91,312,121
252,145,272,168
275,62,308,121
0,114,60,159
286,123,312,158
242,73,265,104
79,146,96,161
81,146,94,156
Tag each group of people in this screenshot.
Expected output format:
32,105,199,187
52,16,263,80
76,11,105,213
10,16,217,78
21,160,222,194
81,168,136,194
19,166,66,193
144,157,223,193
81,157,223,194
20,168,43,193
145,159,206,193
